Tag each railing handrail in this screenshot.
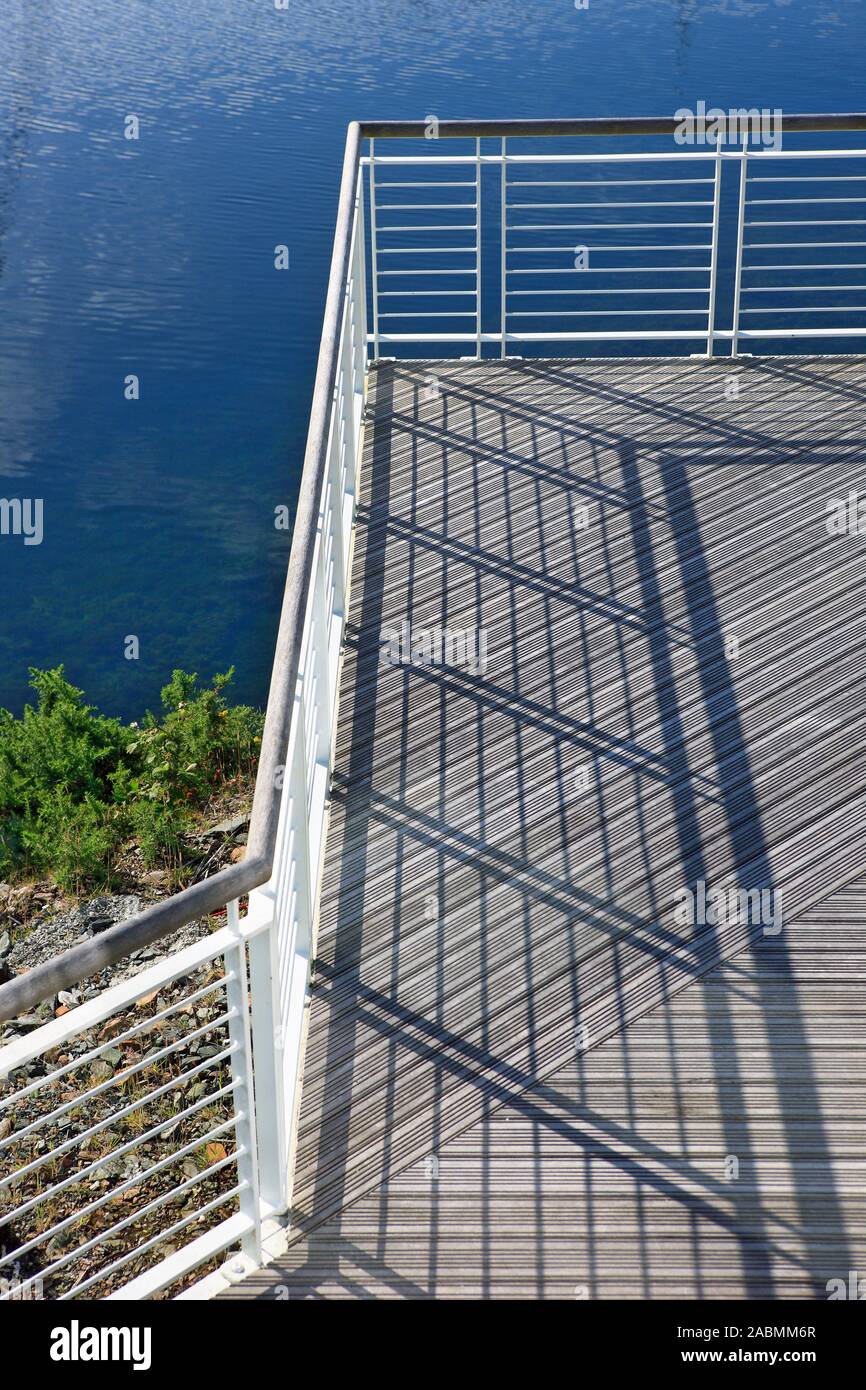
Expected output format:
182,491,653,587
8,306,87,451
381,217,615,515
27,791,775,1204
357,114,866,139
2,109,865,1022
0,121,363,1022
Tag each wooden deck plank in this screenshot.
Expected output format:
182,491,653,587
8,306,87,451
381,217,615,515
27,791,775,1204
228,898,866,1299
221,355,866,1298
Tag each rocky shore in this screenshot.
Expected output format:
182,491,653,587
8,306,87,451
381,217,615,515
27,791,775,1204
0,800,251,1038
0,804,252,1298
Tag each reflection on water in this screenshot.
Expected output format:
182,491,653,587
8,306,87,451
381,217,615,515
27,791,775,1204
0,0,859,717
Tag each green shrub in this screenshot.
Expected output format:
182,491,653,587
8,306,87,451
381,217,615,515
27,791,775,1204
128,799,190,870
0,665,263,892
20,791,119,895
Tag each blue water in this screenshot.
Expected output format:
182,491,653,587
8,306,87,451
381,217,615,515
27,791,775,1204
0,0,862,719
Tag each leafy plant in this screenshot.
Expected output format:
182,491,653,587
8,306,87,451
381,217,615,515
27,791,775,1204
0,666,263,891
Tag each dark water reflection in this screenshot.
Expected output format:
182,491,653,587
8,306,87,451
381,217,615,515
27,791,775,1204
0,0,860,717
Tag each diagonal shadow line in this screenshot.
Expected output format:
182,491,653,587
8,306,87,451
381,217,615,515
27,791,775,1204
381,358,786,461
354,450,866,646
337,530,866,804
619,438,774,1295
243,1232,434,1300
374,398,860,524
323,658,866,982
294,967,827,1287
508,355,866,456
299,360,860,1301
753,355,866,408
654,445,854,1290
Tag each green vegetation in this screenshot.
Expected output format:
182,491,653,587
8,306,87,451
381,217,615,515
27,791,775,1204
0,667,263,893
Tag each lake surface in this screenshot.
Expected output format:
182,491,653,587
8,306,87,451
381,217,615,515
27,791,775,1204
0,0,862,719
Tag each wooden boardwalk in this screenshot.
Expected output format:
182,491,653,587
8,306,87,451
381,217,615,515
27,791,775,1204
225,355,866,1298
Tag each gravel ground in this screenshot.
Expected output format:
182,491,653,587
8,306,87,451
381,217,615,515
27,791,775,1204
0,804,252,1300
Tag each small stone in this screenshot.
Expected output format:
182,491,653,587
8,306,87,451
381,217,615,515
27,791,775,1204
15,1014,44,1032
141,870,168,886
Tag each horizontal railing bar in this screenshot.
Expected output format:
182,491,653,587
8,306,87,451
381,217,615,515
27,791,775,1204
508,244,712,253
378,311,477,318
507,287,709,295
112,1211,256,1302
508,308,709,316
0,923,258,1073
505,329,714,339
1,1056,237,1200
379,325,866,341
510,178,715,187
741,304,866,312
746,218,866,226
743,261,866,269
4,1118,238,1267
744,240,866,248
747,197,866,204
743,283,866,291
0,1012,233,1151
508,266,711,274
0,868,268,1026
377,223,477,231
740,148,866,159
377,268,477,275
375,180,477,188
750,175,866,182
508,200,714,209
0,977,228,1111
734,326,866,335
378,289,477,296
51,1150,240,1289
375,329,711,342
358,114,866,138
509,221,714,230
376,202,477,209
376,247,477,255
363,152,720,167
377,333,498,341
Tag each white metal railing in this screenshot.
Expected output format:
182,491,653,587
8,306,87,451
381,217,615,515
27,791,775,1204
733,145,866,350
0,909,260,1300
3,115,866,1302
0,165,368,1300
365,135,866,355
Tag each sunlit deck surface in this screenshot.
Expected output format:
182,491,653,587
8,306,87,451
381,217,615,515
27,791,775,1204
228,355,866,1298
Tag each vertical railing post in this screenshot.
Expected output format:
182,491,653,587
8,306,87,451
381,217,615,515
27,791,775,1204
352,170,368,419
731,134,749,358
244,157,366,1229
706,141,722,357
476,136,482,358
247,700,314,1219
500,136,507,358
224,900,261,1263
308,536,333,795
245,885,286,1218
369,138,380,360
336,315,354,579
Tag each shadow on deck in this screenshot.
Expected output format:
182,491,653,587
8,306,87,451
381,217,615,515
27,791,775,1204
224,355,866,1299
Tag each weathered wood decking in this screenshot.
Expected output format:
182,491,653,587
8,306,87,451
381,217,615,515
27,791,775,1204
227,355,866,1298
